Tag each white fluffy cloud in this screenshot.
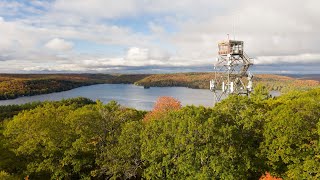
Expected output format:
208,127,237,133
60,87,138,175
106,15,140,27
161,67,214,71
0,0,319,73
255,54,320,65
45,38,73,51
126,47,149,61
126,47,169,62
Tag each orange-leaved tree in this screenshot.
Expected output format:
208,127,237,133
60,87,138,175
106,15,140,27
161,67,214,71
260,172,282,180
143,96,181,122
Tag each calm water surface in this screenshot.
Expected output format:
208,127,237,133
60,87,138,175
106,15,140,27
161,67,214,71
0,84,280,110
0,84,215,110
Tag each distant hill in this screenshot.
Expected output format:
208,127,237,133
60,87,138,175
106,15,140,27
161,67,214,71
281,74,320,81
0,74,149,100
135,73,320,92
0,73,319,100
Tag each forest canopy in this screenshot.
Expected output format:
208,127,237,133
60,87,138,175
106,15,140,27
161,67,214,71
0,87,320,179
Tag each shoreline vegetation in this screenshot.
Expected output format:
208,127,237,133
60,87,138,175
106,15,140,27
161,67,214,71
0,73,319,100
0,87,320,179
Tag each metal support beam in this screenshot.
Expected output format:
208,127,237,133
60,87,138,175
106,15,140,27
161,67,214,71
210,39,254,103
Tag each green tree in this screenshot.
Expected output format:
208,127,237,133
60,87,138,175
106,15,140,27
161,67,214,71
101,121,143,179
63,101,145,179
0,124,26,178
0,171,19,180
141,105,214,179
94,101,144,178
261,89,320,179
141,95,266,179
251,83,270,103
3,103,78,179
209,95,267,179
3,100,145,179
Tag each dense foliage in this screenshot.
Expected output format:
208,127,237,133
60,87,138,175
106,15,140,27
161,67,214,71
0,97,95,122
0,87,319,179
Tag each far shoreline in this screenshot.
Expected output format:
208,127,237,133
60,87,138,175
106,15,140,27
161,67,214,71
0,73,319,101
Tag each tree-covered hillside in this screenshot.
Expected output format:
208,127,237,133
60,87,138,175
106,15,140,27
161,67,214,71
1,73,319,100
0,74,149,100
135,73,320,92
1,87,319,179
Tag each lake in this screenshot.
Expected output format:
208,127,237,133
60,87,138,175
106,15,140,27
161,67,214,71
0,84,280,110
0,84,216,110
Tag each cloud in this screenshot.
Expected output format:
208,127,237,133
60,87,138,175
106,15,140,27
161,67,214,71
117,47,171,67
45,38,73,51
0,0,319,73
126,47,149,61
148,22,165,34
255,53,320,65
166,0,320,60
52,0,138,19
0,1,46,18
51,0,231,20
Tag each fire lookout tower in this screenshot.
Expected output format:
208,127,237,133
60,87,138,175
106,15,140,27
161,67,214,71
210,39,253,102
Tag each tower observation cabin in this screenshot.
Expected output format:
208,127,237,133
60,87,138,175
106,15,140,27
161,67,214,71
218,40,244,56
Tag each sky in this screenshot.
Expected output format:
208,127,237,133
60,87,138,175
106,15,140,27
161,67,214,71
0,0,319,74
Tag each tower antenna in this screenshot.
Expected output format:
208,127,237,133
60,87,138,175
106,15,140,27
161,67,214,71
233,14,235,40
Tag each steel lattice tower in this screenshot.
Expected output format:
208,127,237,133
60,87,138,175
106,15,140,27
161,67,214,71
210,39,253,102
